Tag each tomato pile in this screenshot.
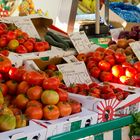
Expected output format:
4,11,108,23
76,38,140,87
66,82,131,100
0,58,82,132
0,23,50,54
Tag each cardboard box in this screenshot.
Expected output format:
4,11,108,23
69,83,140,123
100,5,140,31
0,121,46,140
33,108,98,139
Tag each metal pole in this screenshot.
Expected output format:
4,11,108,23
95,0,100,34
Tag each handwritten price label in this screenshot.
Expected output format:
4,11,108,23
14,17,40,39
130,41,140,60
69,31,100,53
57,62,92,86
110,28,123,42
63,55,79,63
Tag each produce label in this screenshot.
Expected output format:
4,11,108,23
130,41,140,61
69,31,100,53
57,62,92,86
63,55,79,63
14,17,40,39
110,28,123,42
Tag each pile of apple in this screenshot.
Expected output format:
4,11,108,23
0,23,50,54
76,38,140,87
118,25,140,40
0,57,81,132
66,82,131,100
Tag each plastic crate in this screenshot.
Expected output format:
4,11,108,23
48,115,134,140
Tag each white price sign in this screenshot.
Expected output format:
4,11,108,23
63,55,79,63
110,28,123,42
130,41,140,60
57,62,92,86
14,17,40,39
69,31,100,53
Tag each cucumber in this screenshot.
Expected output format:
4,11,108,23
46,31,70,48
45,35,68,50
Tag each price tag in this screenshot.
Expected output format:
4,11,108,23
63,55,79,63
69,31,99,53
110,28,123,42
130,41,140,60
57,62,92,86
14,17,40,39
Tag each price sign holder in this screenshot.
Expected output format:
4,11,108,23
57,62,92,87
63,55,78,63
110,28,123,42
130,41,140,60
69,31,100,54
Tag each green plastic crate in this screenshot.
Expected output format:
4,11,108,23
48,115,134,140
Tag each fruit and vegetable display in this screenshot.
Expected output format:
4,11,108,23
76,38,140,87
0,56,82,132
66,82,131,100
0,23,50,54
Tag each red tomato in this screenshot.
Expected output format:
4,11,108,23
0,55,12,73
104,49,115,56
43,105,60,120
15,94,29,110
34,42,45,52
0,50,9,56
86,60,97,69
98,60,111,71
17,37,25,44
115,52,126,63
122,62,132,68
25,106,43,120
77,83,89,92
134,61,140,72
47,64,57,71
135,73,140,85
69,99,81,114
89,82,99,89
57,101,72,117
55,88,68,101
92,51,104,62
9,67,26,82
17,81,30,95
124,77,135,86
16,45,28,54
99,71,113,82
6,31,16,41
27,38,36,44
43,77,60,90
111,65,124,78
95,47,106,52
67,84,79,93
77,53,86,62
22,32,29,40
6,80,18,95
125,67,137,78
104,55,115,66
42,41,50,50
0,37,7,48
24,71,45,86
90,66,101,78
23,41,34,52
